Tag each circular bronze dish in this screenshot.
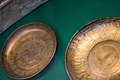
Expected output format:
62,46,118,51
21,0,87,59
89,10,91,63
1,23,57,79
65,18,120,80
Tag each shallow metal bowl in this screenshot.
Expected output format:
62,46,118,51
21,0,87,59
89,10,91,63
1,22,57,79
65,18,120,80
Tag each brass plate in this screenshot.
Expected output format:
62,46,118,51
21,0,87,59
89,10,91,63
1,23,56,79
65,18,120,80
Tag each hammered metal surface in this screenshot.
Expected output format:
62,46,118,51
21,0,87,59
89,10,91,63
1,23,56,79
65,18,120,80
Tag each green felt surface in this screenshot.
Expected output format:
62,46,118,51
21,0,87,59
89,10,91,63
0,0,120,80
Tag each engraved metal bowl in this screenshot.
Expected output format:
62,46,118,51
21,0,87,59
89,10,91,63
65,18,120,80
1,22,57,79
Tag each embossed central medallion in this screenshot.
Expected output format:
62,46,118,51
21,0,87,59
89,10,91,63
14,35,47,70
88,40,120,76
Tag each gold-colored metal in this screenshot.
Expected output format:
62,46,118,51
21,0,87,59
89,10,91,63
1,23,57,79
65,18,120,80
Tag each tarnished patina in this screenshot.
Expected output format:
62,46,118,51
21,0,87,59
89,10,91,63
0,0,48,34
0,0,12,9
65,18,120,80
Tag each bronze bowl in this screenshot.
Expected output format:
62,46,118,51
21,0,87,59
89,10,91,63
65,18,120,80
1,22,57,79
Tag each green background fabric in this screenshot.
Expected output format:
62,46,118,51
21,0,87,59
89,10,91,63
0,0,120,80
